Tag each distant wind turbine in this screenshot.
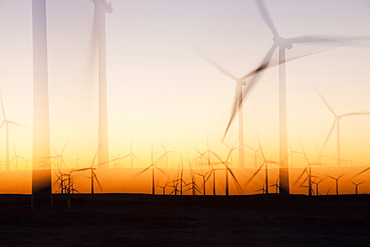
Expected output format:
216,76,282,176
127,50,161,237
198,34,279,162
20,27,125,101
328,173,346,195
0,92,28,170
134,145,167,195
74,149,104,195
349,180,364,195
317,91,370,167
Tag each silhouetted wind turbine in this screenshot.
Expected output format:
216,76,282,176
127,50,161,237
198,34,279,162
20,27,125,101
74,150,103,195
312,177,326,196
294,145,319,196
0,91,28,170
317,91,370,167
269,177,279,194
249,0,367,195
195,171,212,196
349,180,364,195
328,173,346,195
211,150,243,196
245,142,281,194
134,145,166,195
157,184,168,195
90,0,113,169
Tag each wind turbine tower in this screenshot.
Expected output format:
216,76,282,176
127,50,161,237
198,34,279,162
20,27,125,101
32,0,52,206
91,0,112,169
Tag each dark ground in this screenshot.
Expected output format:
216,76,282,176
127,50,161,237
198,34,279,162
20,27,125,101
1,194,369,246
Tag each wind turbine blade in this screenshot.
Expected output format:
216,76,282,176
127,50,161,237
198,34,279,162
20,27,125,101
0,122,4,130
195,52,237,80
155,166,167,176
289,35,369,45
300,144,310,163
74,167,94,172
227,167,244,193
337,173,346,179
93,172,103,192
7,121,29,129
241,43,278,80
320,120,336,153
61,142,68,154
340,111,370,117
161,141,167,152
91,146,100,168
316,90,337,116
255,0,279,37
245,163,264,186
224,44,278,138
294,167,308,186
257,137,265,161
353,167,370,177
134,164,153,178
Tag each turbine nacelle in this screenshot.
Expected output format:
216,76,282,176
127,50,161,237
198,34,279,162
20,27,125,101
236,79,247,86
273,36,293,49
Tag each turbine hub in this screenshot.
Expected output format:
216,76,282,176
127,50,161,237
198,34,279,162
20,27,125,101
273,36,293,49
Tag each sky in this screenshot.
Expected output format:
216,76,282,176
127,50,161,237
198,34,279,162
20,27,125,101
0,0,370,178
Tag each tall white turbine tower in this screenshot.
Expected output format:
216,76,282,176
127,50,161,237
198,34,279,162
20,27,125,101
32,0,51,206
91,0,112,169
253,0,363,195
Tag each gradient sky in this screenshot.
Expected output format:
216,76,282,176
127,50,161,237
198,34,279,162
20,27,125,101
0,0,370,171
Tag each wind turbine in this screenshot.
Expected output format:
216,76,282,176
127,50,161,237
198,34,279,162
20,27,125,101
223,142,238,168
312,177,326,196
195,171,212,196
252,0,367,195
211,150,243,196
245,142,281,195
246,144,263,169
10,146,26,170
294,145,319,196
161,141,173,169
121,140,139,168
51,143,68,169
74,150,104,195
269,177,280,194
349,180,365,195
90,0,113,169
32,0,52,206
328,173,346,195
317,92,370,167
134,145,166,195
0,91,28,170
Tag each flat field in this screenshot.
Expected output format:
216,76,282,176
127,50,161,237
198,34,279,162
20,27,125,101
1,194,369,246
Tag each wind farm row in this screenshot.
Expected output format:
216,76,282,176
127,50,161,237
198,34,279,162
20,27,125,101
0,141,369,196
0,0,369,202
